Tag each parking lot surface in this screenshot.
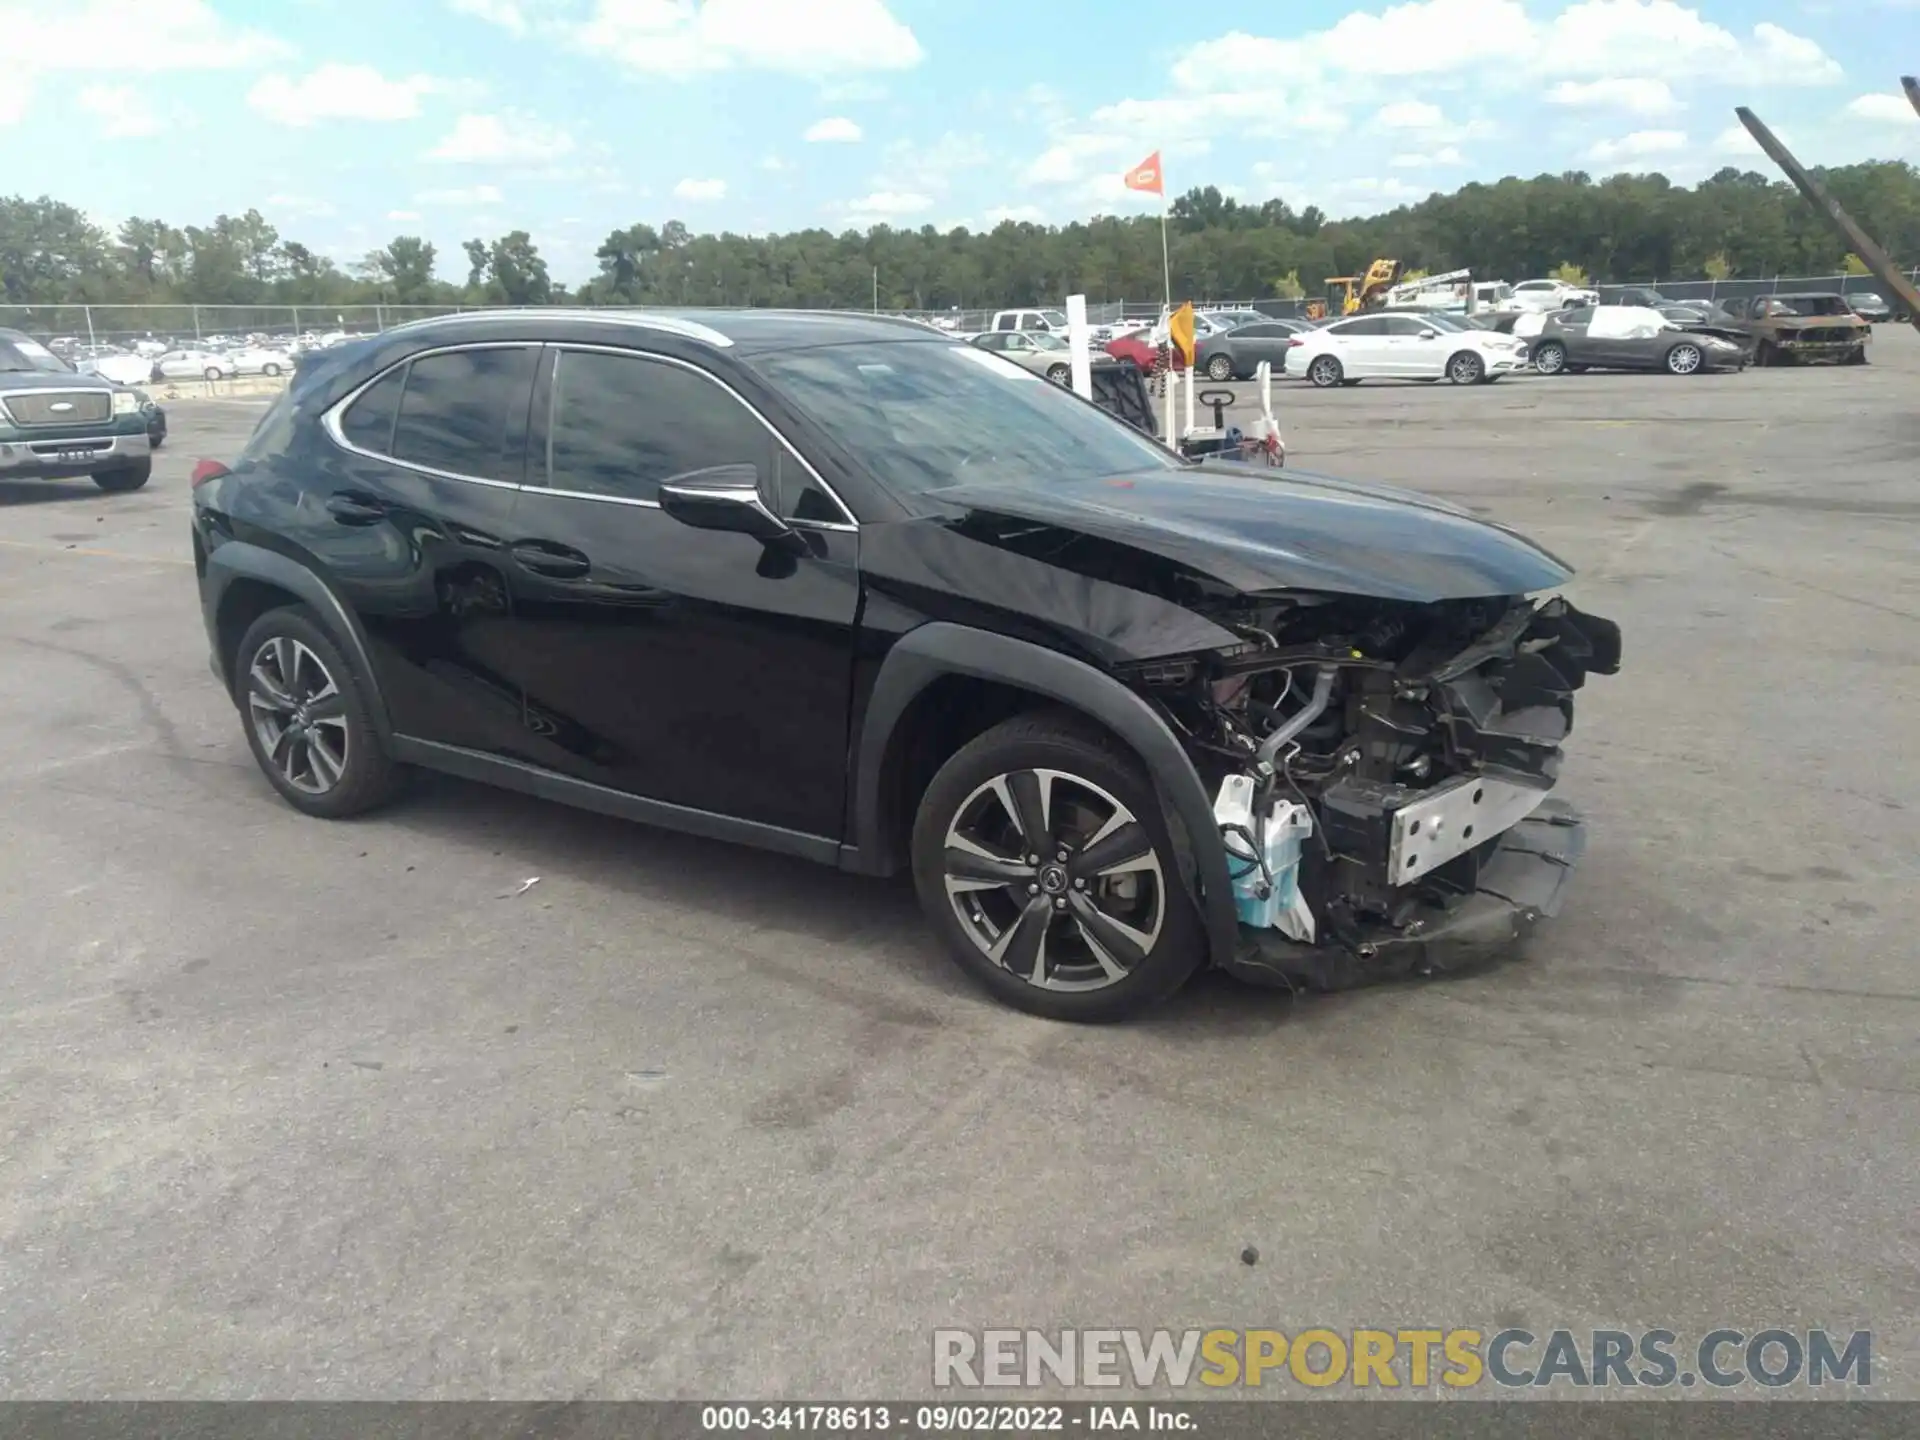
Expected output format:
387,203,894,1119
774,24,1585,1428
2,340,1917,1398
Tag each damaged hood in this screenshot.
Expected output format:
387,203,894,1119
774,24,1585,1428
924,465,1574,603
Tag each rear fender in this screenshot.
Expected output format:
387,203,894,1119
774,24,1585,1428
200,539,393,744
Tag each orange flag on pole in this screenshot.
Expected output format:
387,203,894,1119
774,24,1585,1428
1167,302,1197,368
1123,150,1164,195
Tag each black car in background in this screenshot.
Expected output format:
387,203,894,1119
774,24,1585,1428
191,309,1618,1020
1847,291,1895,323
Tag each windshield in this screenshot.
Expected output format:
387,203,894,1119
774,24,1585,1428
1028,333,1069,351
1775,296,1850,317
0,334,75,374
756,341,1183,499
1421,314,1472,331
1037,310,1069,329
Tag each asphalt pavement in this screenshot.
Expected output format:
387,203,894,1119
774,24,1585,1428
1,339,1916,1398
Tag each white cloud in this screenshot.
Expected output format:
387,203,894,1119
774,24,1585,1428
265,195,335,221
674,177,728,201
1375,100,1447,130
572,0,923,76
0,80,30,127
1390,146,1466,166
427,111,576,164
247,64,445,127
447,0,528,33
1845,92,1919,124
414,184,505,205
804,116,863,143
840,190,933,225
1588,128,1689,164
387,210,424,222
76,84,164,138
6,0,288,72
1547,76,1681,114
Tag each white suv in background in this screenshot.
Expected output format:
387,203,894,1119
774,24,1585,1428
1291,312,1532,387
1509,278,1601,312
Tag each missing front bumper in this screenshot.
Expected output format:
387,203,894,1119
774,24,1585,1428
1223,798,1588,992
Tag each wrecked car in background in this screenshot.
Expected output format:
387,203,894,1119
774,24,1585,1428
192,309,1619,1022
1530,304,1749,376
1714,293,1871,366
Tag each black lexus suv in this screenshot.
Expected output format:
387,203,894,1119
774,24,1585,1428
192,309,1619,1021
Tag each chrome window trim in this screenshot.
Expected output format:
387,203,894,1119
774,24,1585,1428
384,308,736,348
321,341,539,489
533,343,858,529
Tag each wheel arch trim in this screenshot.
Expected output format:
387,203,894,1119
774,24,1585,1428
842,621,1239,969
201,540,394,744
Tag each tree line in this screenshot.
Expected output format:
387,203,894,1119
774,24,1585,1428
3,162,1915,318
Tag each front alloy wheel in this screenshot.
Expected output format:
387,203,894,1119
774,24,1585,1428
1447,350,1486,384
1532,341,1567,375
942,768,1165,993
1666,342,1703,375
247,637,351,795
912,714,1202,1020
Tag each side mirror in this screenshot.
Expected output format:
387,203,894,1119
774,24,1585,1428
658,465,806,555
1418,328,1437,340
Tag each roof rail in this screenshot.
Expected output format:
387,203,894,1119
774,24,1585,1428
383,308,735,347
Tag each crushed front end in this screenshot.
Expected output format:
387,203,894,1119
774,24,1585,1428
1124,591,1622,990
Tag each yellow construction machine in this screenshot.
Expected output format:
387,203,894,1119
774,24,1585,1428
1306,259,1401,319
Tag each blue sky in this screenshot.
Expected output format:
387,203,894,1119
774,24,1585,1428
6,0,1919,283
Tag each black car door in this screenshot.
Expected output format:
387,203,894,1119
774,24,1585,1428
1551,307,1598,364
495,345,862,841
316,343,537,756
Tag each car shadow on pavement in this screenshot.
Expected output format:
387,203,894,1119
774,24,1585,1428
0,480,117,507
371,769,1430,1035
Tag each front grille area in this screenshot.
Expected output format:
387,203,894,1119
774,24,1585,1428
3,390,113,426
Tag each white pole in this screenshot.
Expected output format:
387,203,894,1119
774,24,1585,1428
1184,354,1196,437
1065,294,1093,400
1163,368,1177,450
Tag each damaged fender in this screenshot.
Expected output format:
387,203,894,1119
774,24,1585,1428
842,622,1242,969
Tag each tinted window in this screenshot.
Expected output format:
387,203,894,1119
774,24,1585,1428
972,334,1007,352
544,350,772,504
1560,307,1595,325
391,347,536,481
339,368,405,455
1333,317,1388,336
1383,315,1433,335
1236,323,1284,338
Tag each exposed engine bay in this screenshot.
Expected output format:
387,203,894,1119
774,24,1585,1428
1118,587,1623,988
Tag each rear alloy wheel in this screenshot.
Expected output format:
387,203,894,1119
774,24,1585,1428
1307,355,1344,388
235,606,401,818
1206,354,1234,381
1665,342,1703,375
912,715,1202,1021
1531,340,1568,375
204,366,223,381
1447,350,1486,384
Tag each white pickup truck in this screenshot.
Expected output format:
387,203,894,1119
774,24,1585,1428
987,308,1071,334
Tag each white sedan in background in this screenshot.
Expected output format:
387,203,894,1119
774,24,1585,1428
226,346,292,376
1291,312,1533,387
153,349,237,380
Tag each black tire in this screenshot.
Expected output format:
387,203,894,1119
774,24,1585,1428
1565,364,1589,374
1843,346,1868,366
1306,354,1344,388
233,606,402,819
910,712,1204,1022
93,459,151,492
263,363,282,377
1446,349,1486,384
1532,340,1568,376
1044,363,1071,384
1205,354,1234,381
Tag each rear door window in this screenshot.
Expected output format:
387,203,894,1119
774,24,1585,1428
390,346,538,482
338,368,405,455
